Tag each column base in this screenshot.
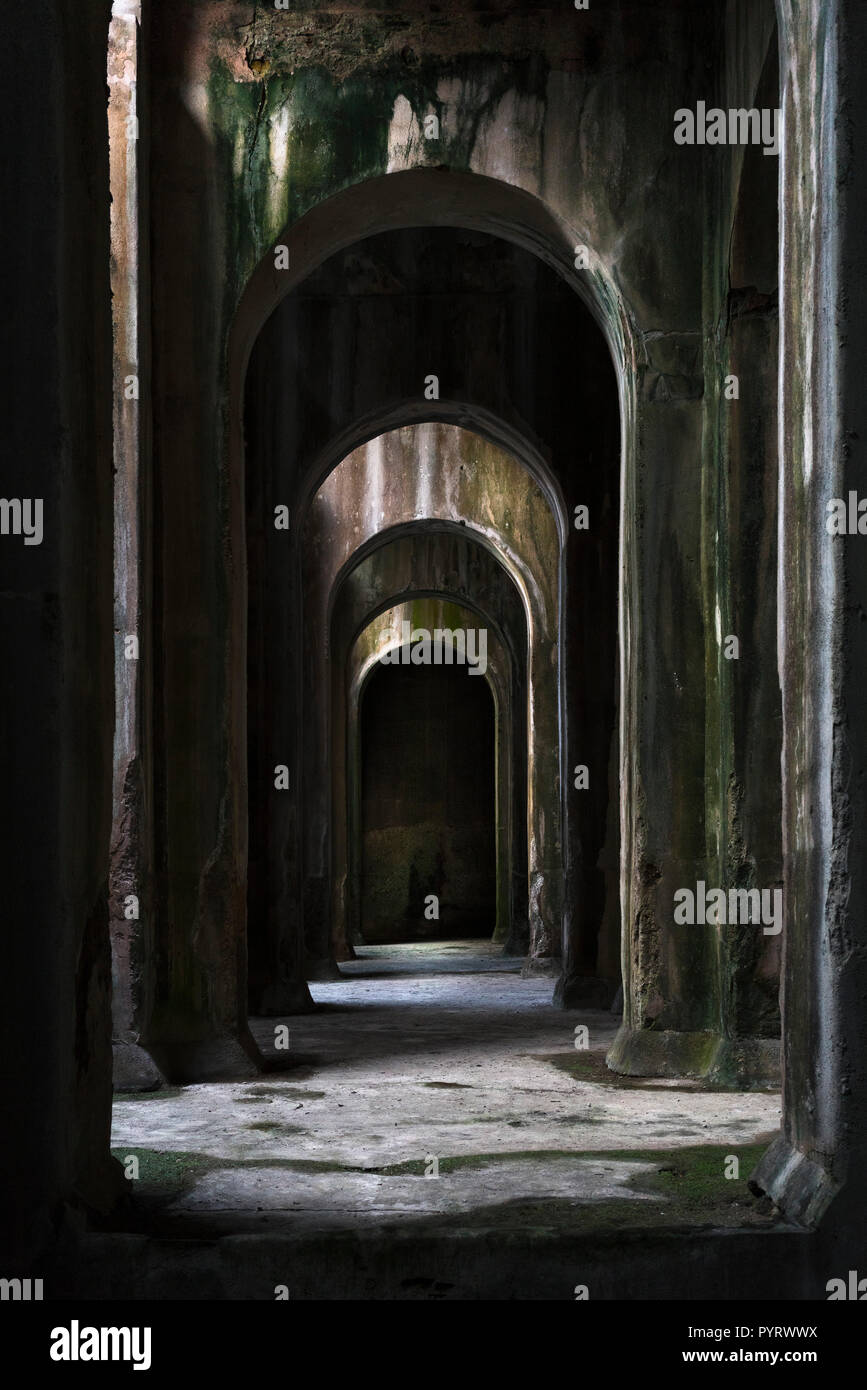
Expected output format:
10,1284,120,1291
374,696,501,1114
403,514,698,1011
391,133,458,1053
607,1025,723,1078
520,955,561,979
500,939,526,958
112,1041,166,1093
749,1134,840,1228
500,919,529,956
148,1029,264,1084
305,957,344,982
607,1025,782,1087
708,1036,781,1089
554,974,617,1009
250,980,316,1016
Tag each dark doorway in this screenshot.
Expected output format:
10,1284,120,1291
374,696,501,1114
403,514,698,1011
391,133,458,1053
360,661,496,943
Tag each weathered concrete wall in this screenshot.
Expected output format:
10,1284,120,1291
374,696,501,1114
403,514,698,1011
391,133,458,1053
154,0,707,328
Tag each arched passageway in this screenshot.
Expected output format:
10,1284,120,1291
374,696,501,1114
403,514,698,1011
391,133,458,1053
100,0,791,1276
243,226,622,1013
359,654,497,946
334,540,529,959
346,594,521,954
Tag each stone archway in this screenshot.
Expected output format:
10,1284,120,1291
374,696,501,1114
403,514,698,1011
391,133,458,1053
298,424,561,983
329,529,530,964
131,164,631,1081
241,211,624,1022
352,600,502,948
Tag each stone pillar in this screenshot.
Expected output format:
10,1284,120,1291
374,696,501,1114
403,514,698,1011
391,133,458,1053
245,347,313,1015
557,393,621,1008
147,1,262,1078
489,661,515,949
751,0,867,1244
608,12,784,1083
0,0,119,1261
608,369,722,1076
521,627,565,977
107,0,164,1091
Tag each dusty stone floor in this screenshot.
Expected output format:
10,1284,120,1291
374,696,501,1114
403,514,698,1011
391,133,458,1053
111,942,781,1239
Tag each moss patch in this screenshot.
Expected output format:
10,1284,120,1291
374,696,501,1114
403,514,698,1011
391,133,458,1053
110,1147,360,1199
369,1137,777,1230
110,1137,778,1235
246,1122,308,1135
623,1140,772,1216
243,1087,327,1100
535,1049,749,1093
111,1147,216,1192
114,1087,185,1103
374,1148,578,1176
